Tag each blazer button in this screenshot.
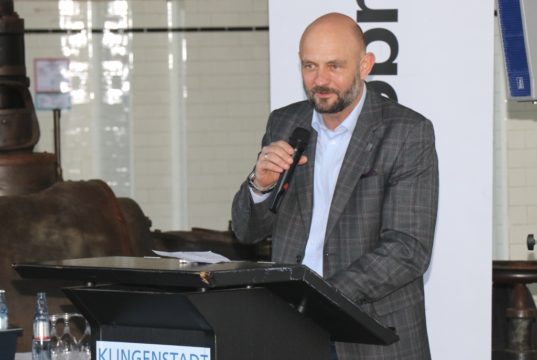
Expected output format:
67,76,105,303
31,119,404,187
296,254,302,263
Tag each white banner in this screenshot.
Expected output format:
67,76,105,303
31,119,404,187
269,1,493,359
96,340,211,360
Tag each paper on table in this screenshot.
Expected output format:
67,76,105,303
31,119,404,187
152,250,230,264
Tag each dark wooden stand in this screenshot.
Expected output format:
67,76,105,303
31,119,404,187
493,261,537,360
14,257,398,360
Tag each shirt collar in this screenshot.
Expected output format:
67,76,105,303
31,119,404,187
311,86,367,135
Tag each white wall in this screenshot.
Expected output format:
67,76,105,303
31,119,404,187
491,3,537,261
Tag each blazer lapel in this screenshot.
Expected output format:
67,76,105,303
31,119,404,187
325,91,383,239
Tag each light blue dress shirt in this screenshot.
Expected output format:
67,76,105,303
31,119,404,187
302,89,367,276
250,88,367,276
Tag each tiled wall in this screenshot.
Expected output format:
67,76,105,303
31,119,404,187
16,0,269,232
494,12,537,260
13,1,537,258
184,29,269,228
504,99,537,258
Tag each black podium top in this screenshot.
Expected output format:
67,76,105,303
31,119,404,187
13,256,398,345
15,256,324,288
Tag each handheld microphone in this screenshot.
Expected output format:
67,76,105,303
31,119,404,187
269,127,311,213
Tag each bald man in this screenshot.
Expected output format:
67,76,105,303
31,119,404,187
232,12,438,360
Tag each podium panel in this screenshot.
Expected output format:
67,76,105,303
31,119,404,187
66,284,329,360
14,256,398,360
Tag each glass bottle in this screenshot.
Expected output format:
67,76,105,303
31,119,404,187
0,289,8,330
32,292,51,360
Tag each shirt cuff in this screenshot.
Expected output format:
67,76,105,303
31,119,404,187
249,186,271,203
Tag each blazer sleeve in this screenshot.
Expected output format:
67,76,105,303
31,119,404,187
327,118,439,306
231,114,277,244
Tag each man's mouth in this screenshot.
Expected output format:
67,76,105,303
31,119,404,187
312,87,337,97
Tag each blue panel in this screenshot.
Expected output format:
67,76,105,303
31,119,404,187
498,0,532,98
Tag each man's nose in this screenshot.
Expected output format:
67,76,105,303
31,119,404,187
313,67,330,86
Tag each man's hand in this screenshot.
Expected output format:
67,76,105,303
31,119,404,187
253,140,308,189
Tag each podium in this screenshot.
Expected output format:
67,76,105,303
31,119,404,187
13,256,398,360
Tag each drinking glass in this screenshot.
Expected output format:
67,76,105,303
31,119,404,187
59,313,75,359
77,320,91,360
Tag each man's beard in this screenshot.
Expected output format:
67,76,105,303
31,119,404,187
304,75,361,114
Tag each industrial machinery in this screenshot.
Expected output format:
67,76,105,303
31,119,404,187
0,0,58,196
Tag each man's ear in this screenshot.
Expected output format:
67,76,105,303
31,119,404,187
360,52,376,79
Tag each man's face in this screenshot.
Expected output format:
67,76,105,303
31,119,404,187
300,29,366,115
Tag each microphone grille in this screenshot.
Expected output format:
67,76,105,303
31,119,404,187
289,127,310,148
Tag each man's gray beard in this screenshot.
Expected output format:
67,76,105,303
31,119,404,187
304,76,361,114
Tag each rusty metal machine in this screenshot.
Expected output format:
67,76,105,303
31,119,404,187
0,0,59,196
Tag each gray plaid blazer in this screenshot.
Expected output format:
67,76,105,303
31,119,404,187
232,86,439,360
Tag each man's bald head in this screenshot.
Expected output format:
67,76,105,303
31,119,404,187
299,13,366,57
